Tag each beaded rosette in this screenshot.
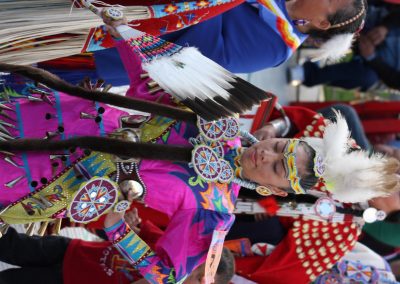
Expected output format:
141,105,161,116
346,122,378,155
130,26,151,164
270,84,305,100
314,197,336,220
68,177,118,223
190,117,240,183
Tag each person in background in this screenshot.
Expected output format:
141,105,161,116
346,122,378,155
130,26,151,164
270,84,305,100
290,3,400,91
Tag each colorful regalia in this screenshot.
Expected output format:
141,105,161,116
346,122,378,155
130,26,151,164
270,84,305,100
0,37,247,283
231,105,399,283
0,0,244,65
1,0,307,72
80,0,307,73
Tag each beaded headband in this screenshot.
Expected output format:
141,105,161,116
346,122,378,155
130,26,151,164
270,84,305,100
330,0,365,29
283,139,325,194
283,139,306,194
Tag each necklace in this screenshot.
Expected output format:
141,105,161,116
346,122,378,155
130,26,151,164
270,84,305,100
121,162,135,175
115,162,134,182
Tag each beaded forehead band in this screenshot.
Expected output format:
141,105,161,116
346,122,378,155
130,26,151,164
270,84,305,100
283,139,325,194
283,139,305,194
330,0,365,29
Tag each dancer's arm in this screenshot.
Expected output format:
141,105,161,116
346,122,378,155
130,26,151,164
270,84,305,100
104,215,178,284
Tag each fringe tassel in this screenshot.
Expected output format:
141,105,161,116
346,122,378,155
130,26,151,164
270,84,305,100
0,0,149,64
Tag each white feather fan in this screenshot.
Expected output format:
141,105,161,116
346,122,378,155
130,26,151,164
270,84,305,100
304,112,391,203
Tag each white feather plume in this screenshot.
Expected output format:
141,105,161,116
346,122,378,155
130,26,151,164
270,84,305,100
309,33,354,62
326,151,387,203
304,112,391,203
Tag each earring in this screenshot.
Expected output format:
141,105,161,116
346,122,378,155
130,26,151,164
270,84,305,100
292,19,309,26
256,185,273,196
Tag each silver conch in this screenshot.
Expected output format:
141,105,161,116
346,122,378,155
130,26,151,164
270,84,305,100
119,180,144,201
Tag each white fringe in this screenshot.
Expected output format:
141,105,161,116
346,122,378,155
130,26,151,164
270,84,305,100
0,0,150,64
143,47,236,103
0,36,86,66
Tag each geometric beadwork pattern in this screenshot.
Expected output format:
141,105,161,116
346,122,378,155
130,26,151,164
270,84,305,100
191,145,235,183
197,116,240,142
68,177,118,223
315,272,342,284
337,260,380,284
196,135,224,158
314,197,336,220
218,159,234,183
198,117,227,141
192,145,222,182
222,117,239,139
127,35,183,63
151,0,237,18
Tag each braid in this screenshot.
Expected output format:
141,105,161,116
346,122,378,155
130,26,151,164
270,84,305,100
0,63,197,123
308,0,367,40
330,0,366,29
0,137,193,162
299,141,319,191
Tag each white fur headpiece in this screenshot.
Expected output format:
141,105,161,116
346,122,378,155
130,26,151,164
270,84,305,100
309,33,354,62
304,111,394,203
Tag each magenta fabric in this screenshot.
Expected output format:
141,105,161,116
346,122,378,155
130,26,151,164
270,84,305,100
0,93,126,206
115,41,240,277
0,39,240,280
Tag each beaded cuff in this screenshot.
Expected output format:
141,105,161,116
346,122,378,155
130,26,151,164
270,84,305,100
105,219,155,269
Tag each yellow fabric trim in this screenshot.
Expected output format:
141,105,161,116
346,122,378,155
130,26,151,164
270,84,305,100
0,152,116,224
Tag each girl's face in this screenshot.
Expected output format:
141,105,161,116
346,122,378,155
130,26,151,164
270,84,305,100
286,0,353,30
369,192,400,214
240,138,310,193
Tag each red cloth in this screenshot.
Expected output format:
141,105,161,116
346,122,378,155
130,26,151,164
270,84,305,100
258,197,279,216
269,106,319,135
63,220,163,284
130,0,245,36
38,54,96,70
83,0,245,52
290,101,400,136
234,217,360,284
63,239,141,284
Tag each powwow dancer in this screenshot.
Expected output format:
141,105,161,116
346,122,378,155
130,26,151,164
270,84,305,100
85,0,369,72
0,26,399,283
229,105,400,283
0,52,310,282
2,0,366,70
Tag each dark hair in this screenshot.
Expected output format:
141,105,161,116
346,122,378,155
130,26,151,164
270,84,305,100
308,0,367,40
0,63,196,122
0,63,199,161
298,141,319,192
216,248,235,284
385,209,400,223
